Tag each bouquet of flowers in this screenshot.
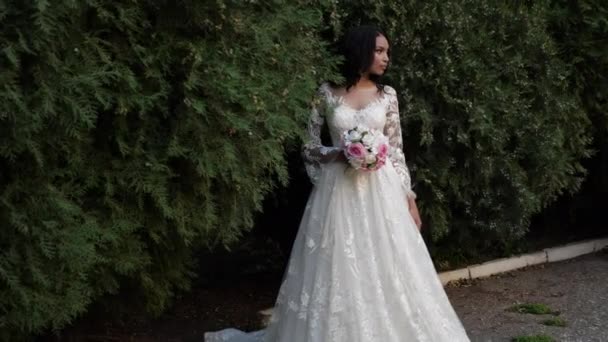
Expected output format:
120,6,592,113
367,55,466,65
342,125,389,171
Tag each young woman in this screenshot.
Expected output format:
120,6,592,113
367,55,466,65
205,25,470,342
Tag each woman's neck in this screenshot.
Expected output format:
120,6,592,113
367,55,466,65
353,74,376,90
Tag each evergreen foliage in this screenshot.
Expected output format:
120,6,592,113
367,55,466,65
547,0,608,197
0,0,335,338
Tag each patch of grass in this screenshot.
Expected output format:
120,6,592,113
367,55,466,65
512,334,555,342
541,317,567,327
507,303,560,315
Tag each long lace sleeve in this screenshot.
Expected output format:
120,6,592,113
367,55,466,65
384,86,416,200
301,85,343,185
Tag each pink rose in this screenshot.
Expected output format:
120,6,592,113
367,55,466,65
377,143,389,158
347,143,366,159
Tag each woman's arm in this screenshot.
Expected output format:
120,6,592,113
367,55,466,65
302,85,343,185
384,86,422,230
383,86,416,200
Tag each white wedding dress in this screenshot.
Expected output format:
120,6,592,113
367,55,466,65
205,83,470,342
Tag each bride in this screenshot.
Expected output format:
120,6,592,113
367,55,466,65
205,25,470,342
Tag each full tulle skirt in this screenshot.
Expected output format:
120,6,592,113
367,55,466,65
204,161,470,342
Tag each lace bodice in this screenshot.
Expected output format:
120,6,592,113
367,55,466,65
302,83,416,199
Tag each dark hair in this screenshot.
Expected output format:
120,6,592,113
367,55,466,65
335,25,390,91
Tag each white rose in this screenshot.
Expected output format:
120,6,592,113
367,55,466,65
348,130,362,142
361,133,374,146
365,154,377,164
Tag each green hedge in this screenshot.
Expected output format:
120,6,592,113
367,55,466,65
548,0,608,192
0,0,336,338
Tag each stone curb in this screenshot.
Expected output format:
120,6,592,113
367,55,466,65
438,237,608,285
259,236,608,321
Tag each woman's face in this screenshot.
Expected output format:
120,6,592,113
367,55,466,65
369,34,390,76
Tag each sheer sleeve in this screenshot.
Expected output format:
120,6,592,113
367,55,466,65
384,86,416,200
301,84,343,185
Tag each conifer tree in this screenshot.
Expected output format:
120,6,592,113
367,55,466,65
0,1,336,338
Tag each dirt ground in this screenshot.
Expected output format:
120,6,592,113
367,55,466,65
42,273,280,342
43,250,607,342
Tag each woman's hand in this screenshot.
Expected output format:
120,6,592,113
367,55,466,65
408,197,422,231
334,148,349,163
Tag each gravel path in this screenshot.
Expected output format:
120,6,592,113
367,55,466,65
447,249,608,342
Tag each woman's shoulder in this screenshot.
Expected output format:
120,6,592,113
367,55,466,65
382,84,397,96
318,82,338,97
313,82,331,100
311,82,333,111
